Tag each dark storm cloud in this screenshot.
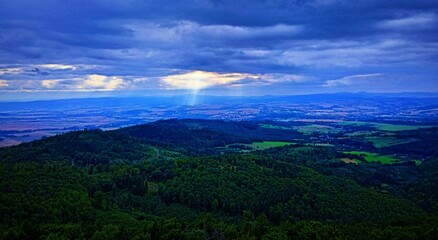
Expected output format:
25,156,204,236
0,0,437,96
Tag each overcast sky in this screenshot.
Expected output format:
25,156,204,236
1,0,437,100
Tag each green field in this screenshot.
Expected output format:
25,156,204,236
344,151,396,164
259,123,292,130
251,141,294,150
224,141,294,151
345,131,378,137
313,143,335,147
339,121,431,131
294,124,337,134
365,136,415,148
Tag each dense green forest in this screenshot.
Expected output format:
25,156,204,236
1,119,437,239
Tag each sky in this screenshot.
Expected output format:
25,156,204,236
0,0,437,100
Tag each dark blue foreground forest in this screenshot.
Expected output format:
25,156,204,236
1,119,437,239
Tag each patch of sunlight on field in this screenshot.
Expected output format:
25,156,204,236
251,141,294,150
339,121,432,131
344,151,396,164
340,158,361,164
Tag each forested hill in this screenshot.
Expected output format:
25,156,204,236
1,119,437,239
116,119,306,155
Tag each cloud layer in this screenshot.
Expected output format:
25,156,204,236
0,0,437,98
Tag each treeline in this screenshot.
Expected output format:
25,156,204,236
0,129,147,165
1,160,436,240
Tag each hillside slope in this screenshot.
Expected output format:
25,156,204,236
0,119,437,239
